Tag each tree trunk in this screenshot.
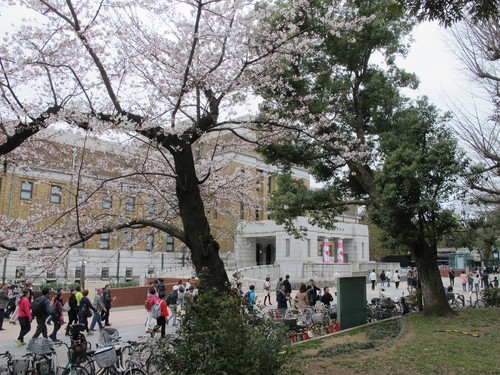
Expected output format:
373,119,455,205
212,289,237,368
171,144,229,291
412,242,452,316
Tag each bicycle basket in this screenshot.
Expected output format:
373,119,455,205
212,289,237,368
98,327,120,347
12,359,30,375
94,346,117,368
28,337,54,355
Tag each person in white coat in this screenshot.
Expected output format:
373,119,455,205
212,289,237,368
369,270,377,290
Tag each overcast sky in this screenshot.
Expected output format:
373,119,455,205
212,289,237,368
397,20,490,119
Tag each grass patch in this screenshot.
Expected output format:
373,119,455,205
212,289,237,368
294,308,499,375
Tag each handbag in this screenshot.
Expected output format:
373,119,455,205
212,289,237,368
86,309,93,318
63,301,70,312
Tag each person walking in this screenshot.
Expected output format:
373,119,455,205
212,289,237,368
449,268,455,287
473,272,481,292
386,270,392,288
78,290,95,334
459,272,468,292
0,284,9,330
393,270,401,289
32,288,51,339
263,277,272,306
282,275,292,307
369,270,377,290
49,292,64,342
65,289,78,336
16,290,31,345
380,271,386,288
166,286,179,327
101,284,115,326
145,287,158,333
89,288,106,332
153,293,169,338
245,285,256,312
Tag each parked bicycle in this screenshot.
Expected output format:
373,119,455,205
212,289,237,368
0,351,30,375
53,342,90,375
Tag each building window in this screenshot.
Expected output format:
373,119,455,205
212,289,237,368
286,239,290,257
267,176,272,193
101,267,109,279
124,232,133,250
147,199,155,214
125,268,133,280
102,194,112,209
100,233,110,249
126,196,135,212
148,267,155,276
46,271,56,281
307,239,311,257
50,185,62,203
318,244,323,257
361,242,365,259
166,235,174,252
240,202,245,220
255,208,260,221
75,267,81,280
146,234,154,251
77,189,87,202
20,181,33,200
213,207,218,220
15,267,26,279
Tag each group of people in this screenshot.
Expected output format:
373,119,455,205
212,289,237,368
368,269,403,290
452,267,499,292
0,282,115,346
144,278,198,337
251,275,338,315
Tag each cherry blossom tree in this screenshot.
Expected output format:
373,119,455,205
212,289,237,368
0,0,356,290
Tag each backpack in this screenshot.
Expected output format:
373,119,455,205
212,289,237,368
151,300,163,319
31,297,46,317
144,299,153,310
242,291,250,305
178,285,185,294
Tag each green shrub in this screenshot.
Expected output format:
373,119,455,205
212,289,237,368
480,287,500,307
154,288,290,375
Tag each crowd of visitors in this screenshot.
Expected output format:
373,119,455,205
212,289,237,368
1,265,499,348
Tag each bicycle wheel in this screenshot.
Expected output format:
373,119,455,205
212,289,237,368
146,359,161,375
61,365,91,375
121,345,135,369
475,299,486,308
101,366,120,375
124,369,147,375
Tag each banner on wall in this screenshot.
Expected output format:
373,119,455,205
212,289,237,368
322,240,330,263
337,239,344,264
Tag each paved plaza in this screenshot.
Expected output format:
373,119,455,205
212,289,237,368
0,276,478,361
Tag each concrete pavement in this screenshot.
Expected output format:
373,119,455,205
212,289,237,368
0,277,479,363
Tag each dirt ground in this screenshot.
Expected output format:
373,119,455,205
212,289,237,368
296,322,415,375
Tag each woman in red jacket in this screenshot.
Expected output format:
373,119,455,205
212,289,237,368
16,290,32,345
153,293,169,338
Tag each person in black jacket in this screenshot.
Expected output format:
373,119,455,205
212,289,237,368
276,285,288,315
65,289,78,336
101,284,115,326
282,275,292,307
